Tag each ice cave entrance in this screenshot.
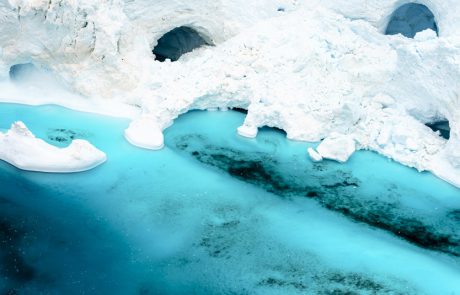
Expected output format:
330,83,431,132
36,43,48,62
426,120,450,140
152,26,210,62
9,63,38,82
385,3,438,38
9,62,64,92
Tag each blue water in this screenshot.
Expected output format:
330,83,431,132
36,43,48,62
0,103,459,294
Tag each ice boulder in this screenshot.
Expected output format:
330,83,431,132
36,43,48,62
124,116,164,150
316,133,356,163
237,124,258,138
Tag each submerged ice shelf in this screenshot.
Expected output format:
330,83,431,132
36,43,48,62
0,103,459,294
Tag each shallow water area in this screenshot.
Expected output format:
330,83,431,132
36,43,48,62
0,103,459,294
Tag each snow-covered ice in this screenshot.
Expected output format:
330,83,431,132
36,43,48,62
315,133,356,163
0,0,458,186
0,121,106,172
124,116,164,150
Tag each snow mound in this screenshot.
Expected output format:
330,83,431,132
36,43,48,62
0,122,106,173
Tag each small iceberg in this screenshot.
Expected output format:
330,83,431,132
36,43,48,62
0,121,106,173
124,116,164,150
311,133,356,163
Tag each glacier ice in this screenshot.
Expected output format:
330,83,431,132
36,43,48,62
0,0,458,186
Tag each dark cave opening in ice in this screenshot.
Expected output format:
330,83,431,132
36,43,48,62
426,120,450,140
9,63,68,96
9,63,38,82
231,107,248,115
385,3,438,38
152,26,210,62
8,62,63,91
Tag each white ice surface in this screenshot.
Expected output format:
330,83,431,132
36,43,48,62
316,133,356,163
307,147,323,162
0,121,106,173
237,124,258,139
124,116,164,150
0,0,459,186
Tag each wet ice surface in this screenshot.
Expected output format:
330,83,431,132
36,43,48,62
0,104,459,294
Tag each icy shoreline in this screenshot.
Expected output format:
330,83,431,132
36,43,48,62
0,0,458,186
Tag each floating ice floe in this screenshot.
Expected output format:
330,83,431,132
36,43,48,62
0,121,106,172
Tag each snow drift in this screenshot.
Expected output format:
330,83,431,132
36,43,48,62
0,0,458,186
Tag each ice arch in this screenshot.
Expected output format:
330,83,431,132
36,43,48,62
385,3,438,38
152,27,210,62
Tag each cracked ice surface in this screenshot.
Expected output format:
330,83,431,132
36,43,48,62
0,0,459,185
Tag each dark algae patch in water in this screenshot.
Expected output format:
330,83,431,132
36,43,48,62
46,128,92,145
173,133,460,257
255,268,414,294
